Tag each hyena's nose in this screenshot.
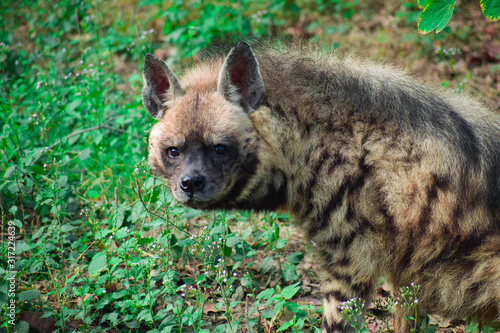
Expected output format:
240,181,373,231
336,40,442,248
180,175,205,193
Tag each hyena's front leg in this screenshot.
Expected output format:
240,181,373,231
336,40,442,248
320,269,374,333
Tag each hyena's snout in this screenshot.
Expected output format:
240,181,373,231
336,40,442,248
179,172,206,193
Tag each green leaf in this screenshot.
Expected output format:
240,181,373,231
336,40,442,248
274,238,287,249
115,205,125,229
281,282,301,299
4,165,15,179
283,263,298,282
115,227,129,239
481,0,500,20
277,320,293,332
79,147,90,161
261,308,274,319
89,253,107,277
137,0,160,7
137,237,153,245
260,256,274,274
87,190,99,199
17,289,41,301
286,252,304,265
225,235,241,247
15,241,30,254
65,99,82,116
418,0,456,34
130,201,145,222
57,175,68,188
417,0,429,8
256,288,274,300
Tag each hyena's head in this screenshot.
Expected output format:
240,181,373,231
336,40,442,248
142,42,265,209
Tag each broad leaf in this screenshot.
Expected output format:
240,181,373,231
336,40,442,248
89,253,107,277
418,0,456,34
481,0,500,20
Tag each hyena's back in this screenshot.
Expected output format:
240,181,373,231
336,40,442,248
143,43,500,331
256,48,500,323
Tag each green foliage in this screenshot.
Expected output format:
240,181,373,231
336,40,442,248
138,0,298,63
0,0,310,330
418,0,498,34
480,0,500,20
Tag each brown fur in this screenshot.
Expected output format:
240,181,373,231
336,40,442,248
143,43,500,332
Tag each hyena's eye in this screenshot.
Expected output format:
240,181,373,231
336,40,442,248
167,147,180,158
213,145,228,156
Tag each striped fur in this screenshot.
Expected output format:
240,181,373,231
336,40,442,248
143,42,500,332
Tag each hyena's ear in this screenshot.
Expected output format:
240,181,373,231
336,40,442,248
142,54,184,119
218,42,265,112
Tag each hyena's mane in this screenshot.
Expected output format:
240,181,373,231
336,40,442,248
252,45,500,222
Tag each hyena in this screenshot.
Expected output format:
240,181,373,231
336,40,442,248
142,42,500,332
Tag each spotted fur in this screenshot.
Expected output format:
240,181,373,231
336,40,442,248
143,42,500,332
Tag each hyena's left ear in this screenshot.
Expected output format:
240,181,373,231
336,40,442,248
218,42,265,113
142,54,184,119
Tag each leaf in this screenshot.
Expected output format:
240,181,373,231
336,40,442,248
17,289,41,301
15,241,30,254
417,0,429,8
89,253,107,277
87,190,99,199
57,175,68,188
481,0,500,20
256,288,274,300
261,308,274,319
418,0,456,34
137,0,160,7
283,263,298,282
260,256,274,274
137,237,153,245
225,235,241,247
4,165,15,179
61,224,78,232
281,282,301,299
286,252,304,265
274,238,287,249
130,201,144,222
277,320,293,332
65,99,82,117
79,147,90,161
115,205,125,229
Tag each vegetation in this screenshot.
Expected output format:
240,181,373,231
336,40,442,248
417,0,499,34
0,0,498,332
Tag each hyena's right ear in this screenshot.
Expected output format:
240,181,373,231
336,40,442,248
142,54,184,119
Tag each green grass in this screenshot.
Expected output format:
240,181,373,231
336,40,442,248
1,0,498,332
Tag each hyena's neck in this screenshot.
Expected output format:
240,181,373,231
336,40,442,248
245,100,380,240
